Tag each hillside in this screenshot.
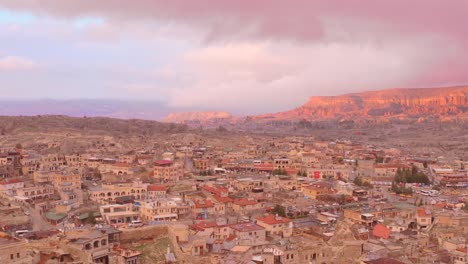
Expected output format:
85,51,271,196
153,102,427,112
164,111,234,123
0,115,188,136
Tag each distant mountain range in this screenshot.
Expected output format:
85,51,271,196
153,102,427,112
163,86,468,126
0,99,171,120
1,86,467,127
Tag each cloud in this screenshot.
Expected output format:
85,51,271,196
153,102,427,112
0,1,467,114
0,1,467,43
167,35,450,114
0,56,38,70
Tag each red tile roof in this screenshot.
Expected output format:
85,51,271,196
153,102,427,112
364,258,405,264
0,178,24,185
147,185,168,192
202,185,229,196
233,198,257,206
373,224,391,239
154,160,173,166
417,208,431,217
194,200,214,208
257,214,291,225
254,164,273,171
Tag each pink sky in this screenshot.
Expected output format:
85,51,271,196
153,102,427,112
0,0,467,113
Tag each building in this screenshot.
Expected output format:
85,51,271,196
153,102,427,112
191,199,225,218
99,203,140,226
0,179,24,196
16,184,54,201
256,214,293,238
232,198,262,215
193,158,209,171
153,160,183,182
228,223,266,245
273,158,291,170
138,199,189,222
146,185,168,199
52,170,82,189
302,183,334,199
33,170,54,184
343,208,376,226
0,235,31,264
67,229,112,263
89,181,147,204
416,208,432,229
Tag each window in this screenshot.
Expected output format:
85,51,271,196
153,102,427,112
10,254,13,260
17,253,20,258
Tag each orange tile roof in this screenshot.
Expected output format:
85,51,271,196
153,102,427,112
147,185,168,192
0,178,24,185
256,214,291,225
417,208,431,217
202,185,229,196
191,221,218,231
233,198,257,206
373,224,391,239
154,160,173,166
194,199,215,208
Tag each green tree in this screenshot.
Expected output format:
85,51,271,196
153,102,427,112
15,143,23,149
353,176,363,186
272,204,286,217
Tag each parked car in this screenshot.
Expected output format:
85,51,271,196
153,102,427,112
128,220,143,228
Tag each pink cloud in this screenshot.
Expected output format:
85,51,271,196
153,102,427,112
0,56,38,70
0,1,467,112
0,1,467,43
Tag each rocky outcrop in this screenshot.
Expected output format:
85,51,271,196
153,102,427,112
163,111,237,128
164,111,234,123
253,86,468,121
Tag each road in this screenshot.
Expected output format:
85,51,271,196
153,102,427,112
29,206,54,231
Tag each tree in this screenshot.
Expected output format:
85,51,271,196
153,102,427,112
15,143,23,149
375,156,384,163
271,204,286,217
353,176,363,186
423,160,428,169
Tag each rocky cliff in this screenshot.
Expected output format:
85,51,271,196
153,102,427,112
253,86,468,121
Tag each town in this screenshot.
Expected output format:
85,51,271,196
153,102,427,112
0,125,466,264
